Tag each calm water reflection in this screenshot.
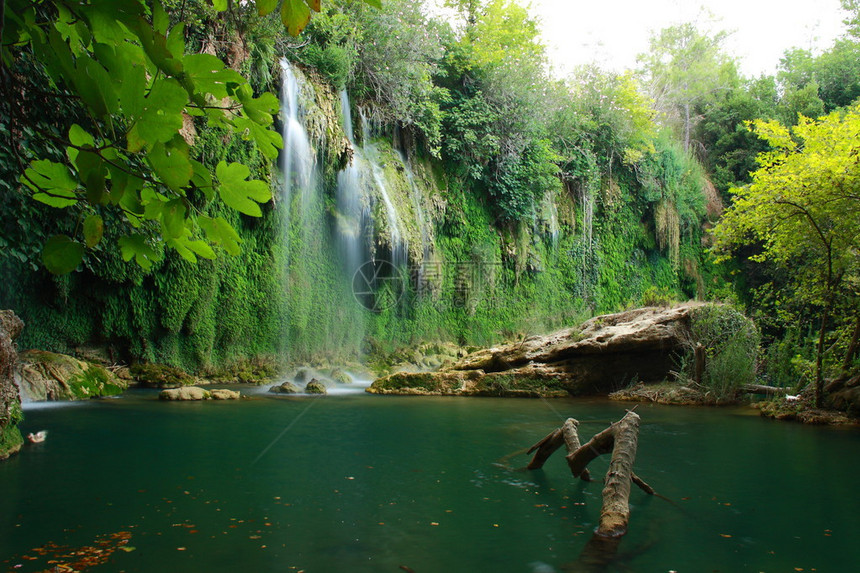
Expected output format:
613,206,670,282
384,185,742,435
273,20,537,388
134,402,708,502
1,391,857,572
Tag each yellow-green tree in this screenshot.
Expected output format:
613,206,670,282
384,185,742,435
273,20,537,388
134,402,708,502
713,105,860,406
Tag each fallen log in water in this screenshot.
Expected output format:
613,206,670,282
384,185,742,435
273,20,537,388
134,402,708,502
527,411,653,538
741,383,790,396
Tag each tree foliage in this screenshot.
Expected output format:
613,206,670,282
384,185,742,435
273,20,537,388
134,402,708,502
713,105,860,404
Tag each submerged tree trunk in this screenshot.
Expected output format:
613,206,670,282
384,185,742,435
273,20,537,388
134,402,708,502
528,411,652,538
596,412,640,537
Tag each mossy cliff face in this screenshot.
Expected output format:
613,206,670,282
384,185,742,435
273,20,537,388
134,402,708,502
1,310,24,460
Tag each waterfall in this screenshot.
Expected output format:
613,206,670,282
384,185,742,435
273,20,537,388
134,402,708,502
336,102,407,269
279,59,316,215
336,90,365,275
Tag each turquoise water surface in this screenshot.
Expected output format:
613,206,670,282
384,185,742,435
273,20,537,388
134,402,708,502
1,390,857,572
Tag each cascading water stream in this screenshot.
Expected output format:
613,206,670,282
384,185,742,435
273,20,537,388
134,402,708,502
396,149,431,263
336,90,366,275
279,59,316,219
359,109,407,268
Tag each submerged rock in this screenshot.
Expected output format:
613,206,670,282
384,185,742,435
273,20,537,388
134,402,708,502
331,369,353,384
15,350,127,401
305,379,327,394
270,381,301,394
159,386,210,401
293,368,316,384
1,310,24,460
369,303,717,397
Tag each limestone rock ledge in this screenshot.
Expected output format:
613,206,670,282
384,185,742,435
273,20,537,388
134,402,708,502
14,350,128,401
1,310,24,460
368,303,707,397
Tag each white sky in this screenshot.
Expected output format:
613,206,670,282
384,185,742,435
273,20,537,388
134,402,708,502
530,0,848,77
428,0,849,78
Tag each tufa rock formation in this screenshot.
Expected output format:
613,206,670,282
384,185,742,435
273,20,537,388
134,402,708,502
369,303,709,397
15,350,127,401
1,310,24,460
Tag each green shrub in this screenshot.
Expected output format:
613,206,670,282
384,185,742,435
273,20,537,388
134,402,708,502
688,304,760,401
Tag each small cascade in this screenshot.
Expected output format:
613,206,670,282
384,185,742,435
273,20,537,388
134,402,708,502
543,191,560,248
358,108,407,268
396,149,431,263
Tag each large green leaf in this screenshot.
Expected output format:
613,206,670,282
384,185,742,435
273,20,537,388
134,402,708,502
216,161,271,217
137,78,187,146
69,124,95,147
199,216,242,255
118,234,162,271
256,0,279,17
281,0,311,36
23,160,78,207
83,214,104,248
233,115,283,160
183,54,244,98
161,198,187,239
75,150,107,204
119,62,147,121
148,137,192,191
42,235,84,274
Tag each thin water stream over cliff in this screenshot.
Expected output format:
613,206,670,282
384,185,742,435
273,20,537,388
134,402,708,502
2,394,857,572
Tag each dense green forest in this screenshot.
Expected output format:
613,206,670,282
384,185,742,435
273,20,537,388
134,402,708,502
1,0,858,408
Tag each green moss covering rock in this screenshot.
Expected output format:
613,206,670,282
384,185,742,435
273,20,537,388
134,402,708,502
130,362,196,388
15,349,126,401
270,381,301,394
1,311,24,460
305,379,327,394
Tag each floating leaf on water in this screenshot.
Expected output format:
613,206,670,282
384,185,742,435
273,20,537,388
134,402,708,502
119,546,136,552
719,534,732,538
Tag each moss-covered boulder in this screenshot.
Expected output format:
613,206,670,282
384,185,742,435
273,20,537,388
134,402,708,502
331,369,353,384
130,362,196,388
1,310,24,460
270,381,301,394
305,379,327,394
159,386,210,401
15,350,127,401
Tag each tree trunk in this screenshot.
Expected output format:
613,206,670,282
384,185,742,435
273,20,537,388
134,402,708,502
741,384,790,396
597,412,640,537
694,343,705,385
842,312,860,374
814,295,833,408
527,418,590,481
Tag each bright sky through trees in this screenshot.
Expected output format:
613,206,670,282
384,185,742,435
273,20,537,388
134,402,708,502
433,0,848,77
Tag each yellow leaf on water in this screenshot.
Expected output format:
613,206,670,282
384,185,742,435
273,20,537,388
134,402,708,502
719,534,732,538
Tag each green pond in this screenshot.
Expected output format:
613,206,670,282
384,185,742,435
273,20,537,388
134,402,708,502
1,389,858,572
